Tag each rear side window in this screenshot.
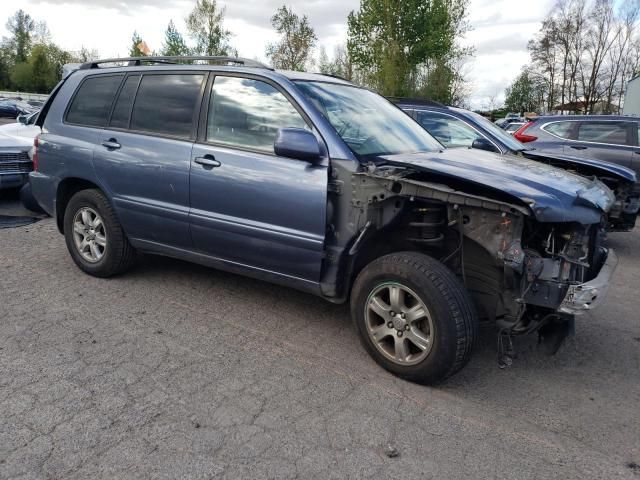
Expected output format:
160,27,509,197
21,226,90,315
130,74,204,139
110,75,140,129
66,75,123,127
577,121,630,146
206,76,308,152
543,121,576,139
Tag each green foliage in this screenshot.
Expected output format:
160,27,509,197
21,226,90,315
266,5,317,71
10,43,71,93
186,0,232,56
346,0,471,102
0,10,78,91
319,44,354,80
6,10,35,63
129,31,145,57
504,71,546,114
161,20,190,56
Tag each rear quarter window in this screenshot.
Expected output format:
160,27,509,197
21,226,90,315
66,75,123,127
542,121,574,139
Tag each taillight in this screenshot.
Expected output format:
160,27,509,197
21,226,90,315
514,122,537,143
32,135,39,171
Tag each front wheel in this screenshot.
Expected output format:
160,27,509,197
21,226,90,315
350,252,478,384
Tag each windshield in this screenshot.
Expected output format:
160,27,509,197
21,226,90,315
295,81,442,158
463,110,529,151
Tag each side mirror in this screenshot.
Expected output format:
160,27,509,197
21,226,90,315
274,128,322,162
471,137,499,153
17,115,28,125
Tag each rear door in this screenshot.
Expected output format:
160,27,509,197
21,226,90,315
567,120,633,168
93,72,205,249
189,74,328,284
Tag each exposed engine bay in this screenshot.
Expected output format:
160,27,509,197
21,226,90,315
336,164,618,363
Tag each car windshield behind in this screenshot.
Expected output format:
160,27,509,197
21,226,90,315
295,81,442,159
463,110,529,151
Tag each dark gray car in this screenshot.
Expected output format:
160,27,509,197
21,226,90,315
514,115,640,175
29,56,620,384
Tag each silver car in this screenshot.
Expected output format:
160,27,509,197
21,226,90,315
514,115,640,175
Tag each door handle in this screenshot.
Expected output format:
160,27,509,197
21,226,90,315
194,155,221,168
570,145,588,150
102,138,121,149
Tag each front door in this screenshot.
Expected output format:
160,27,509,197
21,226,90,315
189,75,328,284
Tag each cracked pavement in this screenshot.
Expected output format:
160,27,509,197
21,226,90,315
1,218,639,479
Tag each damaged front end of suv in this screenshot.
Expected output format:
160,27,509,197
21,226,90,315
334,155,617,361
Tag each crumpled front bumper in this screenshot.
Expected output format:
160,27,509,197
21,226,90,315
558,248,618,315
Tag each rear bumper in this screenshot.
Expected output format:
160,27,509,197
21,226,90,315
0,172,28,190
558,248,618,315
28,171,57,217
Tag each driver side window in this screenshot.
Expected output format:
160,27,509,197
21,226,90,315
207,76,308,153
416,111,481,148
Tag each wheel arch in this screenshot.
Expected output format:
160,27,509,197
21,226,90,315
55,178,104,233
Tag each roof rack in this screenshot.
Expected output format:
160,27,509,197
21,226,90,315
79,56,273,70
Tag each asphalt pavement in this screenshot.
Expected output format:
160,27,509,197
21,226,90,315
1,199,639,479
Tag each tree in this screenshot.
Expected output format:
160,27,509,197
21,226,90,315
10,43,71,93
70,47,100,63
162,20,190,56
520,0,640,114
129,31,146,57
318,44,354,80
0,39,14,88
266,5,317,71
504,71,546,114
346,0,471,101
186,0,232,56
6,10,35,63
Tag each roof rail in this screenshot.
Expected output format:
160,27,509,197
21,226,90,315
78,56,273,70
387,96,447,108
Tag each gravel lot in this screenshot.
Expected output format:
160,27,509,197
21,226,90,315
1,199,639,479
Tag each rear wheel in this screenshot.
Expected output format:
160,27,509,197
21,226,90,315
351,252,478,384
63,189,135,277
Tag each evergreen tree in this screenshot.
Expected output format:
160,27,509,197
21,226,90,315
6,10,35,63
161,20,190,56
129,31,145,57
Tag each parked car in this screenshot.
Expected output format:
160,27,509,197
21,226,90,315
30,56,619,384
504,122,525,135
0,111,39,191
494,116,523,128
393,100,638,231
0,111,41,140
0,99,36,118
513,115,640,175
0,132,33,190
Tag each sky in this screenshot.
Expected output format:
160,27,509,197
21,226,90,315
1,0,555,109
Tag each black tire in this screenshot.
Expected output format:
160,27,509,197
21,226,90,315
63,189,135,277
350,252,478,385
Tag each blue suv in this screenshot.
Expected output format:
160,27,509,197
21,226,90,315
30,56,619,383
